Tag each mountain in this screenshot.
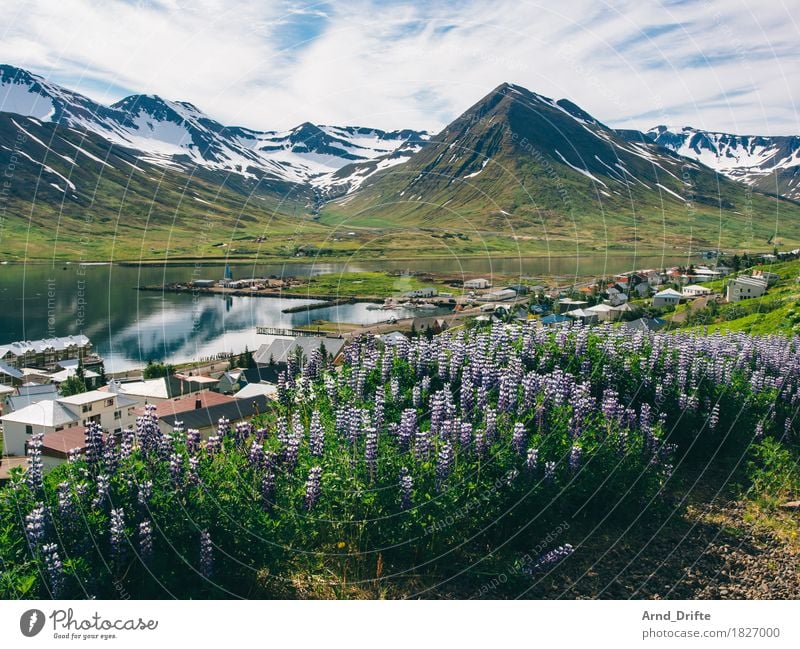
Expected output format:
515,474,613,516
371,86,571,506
0,65,427,189
2,65,800,260
643,125,800,202
320,83,800,253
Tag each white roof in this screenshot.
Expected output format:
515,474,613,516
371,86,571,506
233,382,278,399
0,335,91,359
0,384,15,395
110,378,170,399
586,304,614,313
654,288,682,298
0,399,79,427
58,389,116,406
49,367,100,382
565,308,597,318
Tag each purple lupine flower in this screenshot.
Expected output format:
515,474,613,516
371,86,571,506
119,428,135,459
365,428,378,478
93,474,110,508
109,508,126,562
25,503,47,550
304,467,323,510
754,421,764,439
309,410,325,457
41,542,64,597
205,434,221,456
399,408,417,450
568,446,582,473
524,544,574,575
84,422,104,470
474,428,487,458
188,456,200,486
248,440,265,470
199,530,213,578
261,470,276,511
137,480,153,510
512,423,527,455
708,404,720,431
414,427,432,461
459,421,472,448
544,461,556,484
169,453,183,487
526,448,539,473
103,436,119,474
186,428,201,455
138,520,154,562
57,482,75,522
26,431,44,491
399,467,413,510
412,384,422,408
436,440,453,488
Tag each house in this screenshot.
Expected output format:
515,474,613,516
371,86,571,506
464,278,491,290
174,373,220,392
159,394,272,438
142,390,237,421
412,317,449,335
726,276,767,302
404,287,437,298
477,288,517,302
586,303,619,322
253,336,346,368
506,284,529,295
564,308,599,324
233,382,278,400
217,366,281,395
752,270,780,286
0,335,93,369
539,314,570,326
605,287,628,306
48,365,101,389
104,375,210,406
381,331,408,346
0,361,23,386
192,279,216,288
652,288,683,307
4,383,59,413
556,299,589,314
631,282,651,298
1,389,137,456
682,284,712,298
623,317,668,332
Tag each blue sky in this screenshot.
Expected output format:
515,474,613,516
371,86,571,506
0,0,797,135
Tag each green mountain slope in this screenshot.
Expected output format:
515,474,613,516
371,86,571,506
320,84,800,255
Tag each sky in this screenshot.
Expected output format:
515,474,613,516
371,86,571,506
0,0,798,135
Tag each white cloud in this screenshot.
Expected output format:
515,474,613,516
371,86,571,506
0,0,797,135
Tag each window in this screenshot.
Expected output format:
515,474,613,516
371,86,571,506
114,410,122,420
105,398,114,407
25,424,32,435
82,404,92,413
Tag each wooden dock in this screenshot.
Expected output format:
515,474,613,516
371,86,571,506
255,326,324,337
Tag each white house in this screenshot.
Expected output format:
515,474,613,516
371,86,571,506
726,276,767,303
586,303,619,322
0,335,93,369
404,287,438,298
652,288,683,307
752,270,780,286
682,285,712,297
1,390,137,456
605,287,628,306
477,288,517,302
464,278,491,290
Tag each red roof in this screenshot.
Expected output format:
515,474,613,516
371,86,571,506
138,390,236,419
41,426,93,458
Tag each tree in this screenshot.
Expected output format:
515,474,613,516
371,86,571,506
97,363,107,387
59,374,86,396
143,360,175,379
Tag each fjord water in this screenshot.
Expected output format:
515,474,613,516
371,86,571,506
0,254,688,372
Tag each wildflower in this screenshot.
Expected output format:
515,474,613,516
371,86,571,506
138,520,154,562
42,543,64,597
109,508,126,562
399,467,413,510
365,428,378,478
309,410,325,457
199,530,213,578
304,467,323,510
25,503,47,550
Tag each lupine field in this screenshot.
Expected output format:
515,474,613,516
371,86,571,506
1,321,798,599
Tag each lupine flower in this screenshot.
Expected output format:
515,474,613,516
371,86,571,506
169,453,183,487
57,482,75,522
512,423,526,455
248,440,265,470
41,543,64,597
109,508,126,562
414,428,432,461
304,467,323,510
708,404,720,432
199,530,213,578
569,446,582,473
365,428,378,478
309,411,325,457
93,474,110,508
544,461,556,484
26,431,44,491
138,520,154,562
436,441,453,488
526,448,539,473
25,503,47,550
524,544,574,575
262,470,276,511
186,428,201,455
399,467,413,510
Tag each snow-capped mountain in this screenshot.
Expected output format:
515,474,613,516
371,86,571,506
646,125,800,201
0,65,427,189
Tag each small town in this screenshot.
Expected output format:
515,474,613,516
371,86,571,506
1,249,793,482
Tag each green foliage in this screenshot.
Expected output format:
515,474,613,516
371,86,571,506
143,360,176,379
59,374,87,396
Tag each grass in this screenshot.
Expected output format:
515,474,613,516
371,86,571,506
283,271,451,299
